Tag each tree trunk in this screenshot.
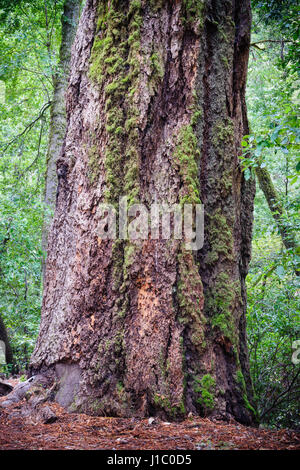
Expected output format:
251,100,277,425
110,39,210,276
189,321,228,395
255,165,299,255
31,0,256,424
0,314,13,365
42,0,81,259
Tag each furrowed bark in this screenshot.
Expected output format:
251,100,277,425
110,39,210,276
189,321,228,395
31,0,256,424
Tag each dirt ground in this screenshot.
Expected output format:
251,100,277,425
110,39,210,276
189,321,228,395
0,399,299,450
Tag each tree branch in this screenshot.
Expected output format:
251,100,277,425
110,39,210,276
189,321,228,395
260,368,300,420
250,39,294,49
0,102,51,154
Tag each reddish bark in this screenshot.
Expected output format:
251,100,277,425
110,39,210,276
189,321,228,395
31,0,256,424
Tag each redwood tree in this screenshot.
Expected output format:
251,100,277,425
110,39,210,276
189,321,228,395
31,0,256,424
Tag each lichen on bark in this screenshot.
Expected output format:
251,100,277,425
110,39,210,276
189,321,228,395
89,0,142,206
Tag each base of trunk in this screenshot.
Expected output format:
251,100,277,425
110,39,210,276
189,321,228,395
30,352,256,426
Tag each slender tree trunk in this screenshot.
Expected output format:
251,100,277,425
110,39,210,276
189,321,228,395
0,231,13,365
31,0,256,424
255,165,299,253
0,314,13,365
42,0,81,258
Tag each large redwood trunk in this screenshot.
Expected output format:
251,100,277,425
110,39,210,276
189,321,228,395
31,0,256,424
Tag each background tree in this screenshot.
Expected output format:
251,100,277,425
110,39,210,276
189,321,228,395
0,313,13,365
42,0,81,261
244,1,300,428
0,0,71,369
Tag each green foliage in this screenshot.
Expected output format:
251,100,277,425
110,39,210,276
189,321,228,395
0,0,64,368
251,0,299,72
247,238,299,428
244,5,300,429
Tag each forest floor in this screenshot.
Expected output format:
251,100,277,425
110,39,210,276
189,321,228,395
0,394,299,450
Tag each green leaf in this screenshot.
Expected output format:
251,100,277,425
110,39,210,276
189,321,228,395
244,168,251,181
275,265,285,278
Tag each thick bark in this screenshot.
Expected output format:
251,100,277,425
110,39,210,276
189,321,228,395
31,0,256,424
42,0,81,257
